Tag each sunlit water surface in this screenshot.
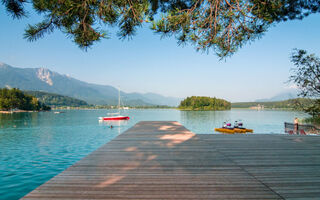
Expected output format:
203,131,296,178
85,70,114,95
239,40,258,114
0,109,308,199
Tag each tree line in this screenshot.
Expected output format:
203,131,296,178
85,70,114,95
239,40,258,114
179,96,231,111
0,88,50,111
25,91,88,107
232,98,315,110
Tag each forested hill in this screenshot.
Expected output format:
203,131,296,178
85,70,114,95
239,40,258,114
179,96,231,111
24,91,88,107
0,88,50,111
231,98,314,109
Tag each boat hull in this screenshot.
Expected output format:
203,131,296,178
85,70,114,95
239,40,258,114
215,128,253,134
101,116,130,120
215,128,235,134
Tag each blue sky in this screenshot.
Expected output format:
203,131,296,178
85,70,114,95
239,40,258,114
0,4,320,102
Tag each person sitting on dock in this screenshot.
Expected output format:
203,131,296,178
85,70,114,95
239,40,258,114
294,117,299,134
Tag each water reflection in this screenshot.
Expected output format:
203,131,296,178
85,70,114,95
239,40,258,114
99,119,129,127
180,111,231,134
0,113,36,129
99,119,129,135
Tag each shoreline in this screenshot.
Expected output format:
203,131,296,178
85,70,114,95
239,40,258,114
0,110,38,114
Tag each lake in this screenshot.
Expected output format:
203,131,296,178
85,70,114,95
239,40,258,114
0,109,308,199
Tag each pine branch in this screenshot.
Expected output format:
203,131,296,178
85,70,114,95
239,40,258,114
24,18,54,42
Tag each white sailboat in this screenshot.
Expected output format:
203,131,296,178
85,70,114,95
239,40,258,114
99,88,129,121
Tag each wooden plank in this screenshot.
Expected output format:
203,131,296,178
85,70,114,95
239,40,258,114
23,121,320,199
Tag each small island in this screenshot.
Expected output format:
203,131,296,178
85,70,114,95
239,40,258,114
0,88,50,113
179,96,231,111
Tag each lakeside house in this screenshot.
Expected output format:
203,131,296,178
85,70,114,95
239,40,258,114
249,104,265,110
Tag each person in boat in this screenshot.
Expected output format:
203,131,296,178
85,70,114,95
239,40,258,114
234,121,239,128
226,123,232,128
223,122,227,128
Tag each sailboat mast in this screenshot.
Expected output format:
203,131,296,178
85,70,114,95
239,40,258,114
118,88,120,111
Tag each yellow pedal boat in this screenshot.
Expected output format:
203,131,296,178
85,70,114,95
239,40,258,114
215,128,253,134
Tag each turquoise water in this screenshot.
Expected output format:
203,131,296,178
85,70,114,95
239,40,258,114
0,109,307,199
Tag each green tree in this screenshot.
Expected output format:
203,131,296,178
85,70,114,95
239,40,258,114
289,49,320,117
0,88,51,111
179,96,230,110
2,0,320,57
290,49,320,98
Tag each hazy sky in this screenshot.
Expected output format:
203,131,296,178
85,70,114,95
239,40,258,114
1,4,320,102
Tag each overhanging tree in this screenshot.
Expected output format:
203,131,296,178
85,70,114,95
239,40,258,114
290,49,320,98
2,0,320,57
289,49,320,117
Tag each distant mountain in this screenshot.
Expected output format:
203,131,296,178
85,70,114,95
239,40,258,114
125,92,181,107
255,90,298,102
0,62,180,106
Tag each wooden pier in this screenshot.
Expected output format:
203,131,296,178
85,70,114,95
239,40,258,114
23,121,320,199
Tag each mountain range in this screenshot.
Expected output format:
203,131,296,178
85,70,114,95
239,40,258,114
255,90,299,102
0,62,181,106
